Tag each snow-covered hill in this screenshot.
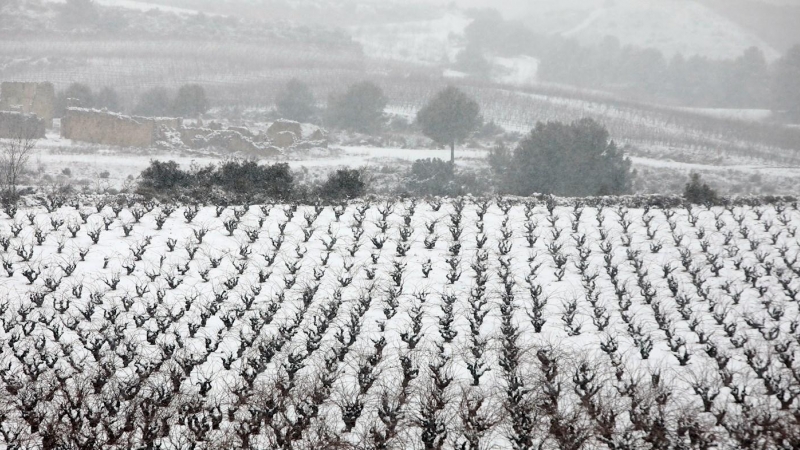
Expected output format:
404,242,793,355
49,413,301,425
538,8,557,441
42,0,204,14
54,0,785,61
349,13,470,64
518,0,781,60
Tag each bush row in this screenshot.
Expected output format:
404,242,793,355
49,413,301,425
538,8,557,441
134,158,795,208
136,159,366,203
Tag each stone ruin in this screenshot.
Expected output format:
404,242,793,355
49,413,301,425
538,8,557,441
267,119,303,146
61,108,182,148
264,119,326,149
179,119,327,156
0,82,56,127
0,111,46,139
58,107,328,155
178,126,280,157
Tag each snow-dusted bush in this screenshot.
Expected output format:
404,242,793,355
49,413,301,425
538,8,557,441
319,168,366,199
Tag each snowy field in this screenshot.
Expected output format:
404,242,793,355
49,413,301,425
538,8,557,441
0,196,798,448
32,133,800,197
34,142,491,188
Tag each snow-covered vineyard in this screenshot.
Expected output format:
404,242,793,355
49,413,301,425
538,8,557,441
0,196,799,449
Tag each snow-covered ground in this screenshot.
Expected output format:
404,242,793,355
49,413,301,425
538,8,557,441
0,197,798,448
31,130,800,197
678,107,774,123
36,141,487,179
349,13,471,65
492,55,539,86
630,156,800,175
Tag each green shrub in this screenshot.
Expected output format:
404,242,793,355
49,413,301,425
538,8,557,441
138,160,189,192
320,169,366,199
683,173,719,205
137,159,293,201
405,158,454,196
404,158,491,197
212,160,293,200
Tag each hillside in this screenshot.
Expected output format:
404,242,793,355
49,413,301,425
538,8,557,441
699,0,800,53
50,0,791,62
105,0,441,25
518,0,781,60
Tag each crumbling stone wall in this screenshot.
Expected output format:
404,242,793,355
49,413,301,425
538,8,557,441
308,129,327,141
272,130,297,149
0,82,55,127
179,126,214,145
268,120,303,140
61,108,182,148
0,111,45,139
180,126,280,157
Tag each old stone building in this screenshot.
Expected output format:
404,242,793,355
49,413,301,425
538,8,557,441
61,108,181,147
0,111,46,139
0,82,56,127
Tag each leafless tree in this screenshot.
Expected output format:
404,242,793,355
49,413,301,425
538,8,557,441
0,118,40,201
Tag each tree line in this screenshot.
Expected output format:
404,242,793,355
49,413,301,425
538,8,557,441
55,83,210,118
63,76,629,199
458,9,800,111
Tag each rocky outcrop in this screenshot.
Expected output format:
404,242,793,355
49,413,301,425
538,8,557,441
180,126,281,157
267,119,303,140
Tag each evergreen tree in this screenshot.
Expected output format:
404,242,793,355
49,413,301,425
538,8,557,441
772,45,800,115
55,83,94,116
276,79,316,123
320,169,366,199
500,118,634,197
416,86,481,164
454,44,492,80
95,87,121,112
729,47,769,108
326,81,387,134
683,173,719,205
134,87,171,117
172,84,209,118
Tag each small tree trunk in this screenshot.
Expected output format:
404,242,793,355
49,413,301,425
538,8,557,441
450,141,455,165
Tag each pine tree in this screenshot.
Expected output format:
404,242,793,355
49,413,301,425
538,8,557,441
134,87,171,117
276,79,316,123
326,81,387,134
501,118,633,197
416,86,481,164
683,173,719,205
172,84,209,118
